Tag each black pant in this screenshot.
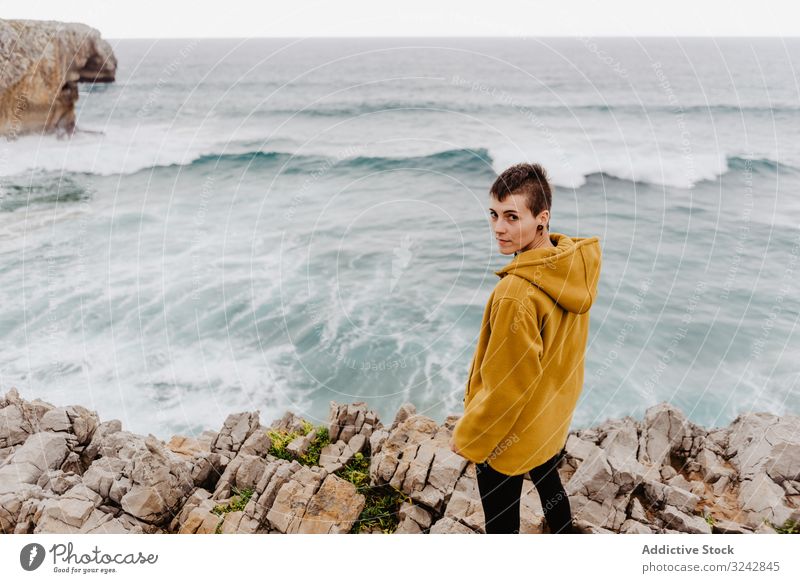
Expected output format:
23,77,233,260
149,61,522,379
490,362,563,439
475,447,575,534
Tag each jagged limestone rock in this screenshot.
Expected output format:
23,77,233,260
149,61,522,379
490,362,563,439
0,19,116,137
1,389,798,535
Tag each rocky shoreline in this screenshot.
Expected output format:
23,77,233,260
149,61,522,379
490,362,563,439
0,19,116,138
0,387,798,534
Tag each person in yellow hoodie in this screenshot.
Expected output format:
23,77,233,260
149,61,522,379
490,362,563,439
449,162,602,534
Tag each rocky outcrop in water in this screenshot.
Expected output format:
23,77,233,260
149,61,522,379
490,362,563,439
0,387,798,534
0,19,116,138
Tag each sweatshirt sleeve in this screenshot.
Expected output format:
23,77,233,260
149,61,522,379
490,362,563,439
452,297,544,464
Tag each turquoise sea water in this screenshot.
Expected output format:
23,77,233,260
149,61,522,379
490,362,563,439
1,38,798,439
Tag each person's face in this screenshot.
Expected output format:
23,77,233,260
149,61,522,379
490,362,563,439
489,193,548,255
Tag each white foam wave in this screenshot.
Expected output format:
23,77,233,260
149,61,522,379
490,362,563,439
487,142,731,190
0,119,785,190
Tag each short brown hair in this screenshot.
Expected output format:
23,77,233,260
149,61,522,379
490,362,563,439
490,163,552,229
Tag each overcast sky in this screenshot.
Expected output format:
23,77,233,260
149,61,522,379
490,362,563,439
4,0,799,38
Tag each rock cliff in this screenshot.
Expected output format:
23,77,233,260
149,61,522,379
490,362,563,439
0,387,798,534
0,19,116,138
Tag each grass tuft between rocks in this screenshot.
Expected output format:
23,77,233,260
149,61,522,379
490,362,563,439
771,519,799,534
337,451,411,534
265,421,409,533
211,486,255,533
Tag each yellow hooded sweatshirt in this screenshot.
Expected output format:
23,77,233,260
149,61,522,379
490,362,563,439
452,232,602,476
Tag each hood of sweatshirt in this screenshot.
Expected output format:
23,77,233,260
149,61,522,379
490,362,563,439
494,232,602,314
